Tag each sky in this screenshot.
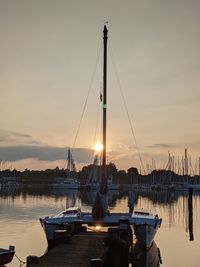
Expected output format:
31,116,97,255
0,0,200,173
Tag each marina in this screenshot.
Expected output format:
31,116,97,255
1,1,200,267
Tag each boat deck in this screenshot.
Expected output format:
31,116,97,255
27,231,107,267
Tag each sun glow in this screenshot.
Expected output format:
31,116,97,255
95,225,102,231
95,142,103,152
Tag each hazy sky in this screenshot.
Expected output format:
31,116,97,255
0,0,200,172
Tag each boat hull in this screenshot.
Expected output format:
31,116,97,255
0,247,15,266
52,184,80,189
40,209,161,249
134,223,160,249
131,241,161,267
40,218,73,246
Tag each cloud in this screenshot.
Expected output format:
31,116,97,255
145,143,188,149
149,144,171,148
0,145,93,164
0,129,41,146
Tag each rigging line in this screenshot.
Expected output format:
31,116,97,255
108,45,146,174
14,253,26,266
93,97,101,145
70,41,103,158
164,156,170,170
71,42,102,199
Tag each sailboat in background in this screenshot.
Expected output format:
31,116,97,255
40,25,162,249
86,155,120,190
52,148,80,189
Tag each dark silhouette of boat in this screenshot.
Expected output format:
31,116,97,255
0,246,15,266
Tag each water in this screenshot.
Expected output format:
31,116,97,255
0,187,200,267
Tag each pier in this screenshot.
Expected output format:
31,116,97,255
27,231,108,267
26,228,162,267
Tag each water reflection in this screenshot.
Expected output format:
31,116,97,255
1,186,199,239
188,188,194,241
0,186,200,267
132,241,162,267
51,188,79,208
80,189,120,207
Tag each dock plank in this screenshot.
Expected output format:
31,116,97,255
27,231,107,267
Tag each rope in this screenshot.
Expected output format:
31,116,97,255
14,253,26,266
71,42,103,155
68,41,103,200
62,42,102,170
93,99,101,147
108,45,146,174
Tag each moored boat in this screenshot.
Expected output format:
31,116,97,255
0,246,15,266
40,206,161,248
52,148,80,189
52,178,80,189
87,175,120,190
132,210,162,249
40,25,162,250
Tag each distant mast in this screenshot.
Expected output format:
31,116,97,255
100,25,108,194
67,148,71,171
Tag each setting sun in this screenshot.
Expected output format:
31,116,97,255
95,142,103,152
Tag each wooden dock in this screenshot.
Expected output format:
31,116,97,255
27,231,107,267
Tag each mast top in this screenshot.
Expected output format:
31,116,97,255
103,25,108,39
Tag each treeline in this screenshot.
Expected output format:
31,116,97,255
0,162,200,185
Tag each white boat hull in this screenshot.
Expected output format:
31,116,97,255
134,223,160,249
52,178,80,189
40,208,161,248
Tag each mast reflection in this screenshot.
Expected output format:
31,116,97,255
188,188,194,241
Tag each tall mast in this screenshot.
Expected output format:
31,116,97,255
100,25,108,194
92,25,108,219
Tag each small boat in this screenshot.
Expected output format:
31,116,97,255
86,156,119,190
107,175,120,190
52,148,80,189
52,178,80,189
184,183,200,191
0,177,22,189
40,25,162,250
0,246,15,266
87,175,119,190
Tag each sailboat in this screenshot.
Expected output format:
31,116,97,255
40,25,162,249
86,155,120,190
52,148,80,189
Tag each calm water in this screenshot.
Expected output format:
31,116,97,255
0,187,200,267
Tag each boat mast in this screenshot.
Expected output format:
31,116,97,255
92,25,108,219
100,25,108,194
